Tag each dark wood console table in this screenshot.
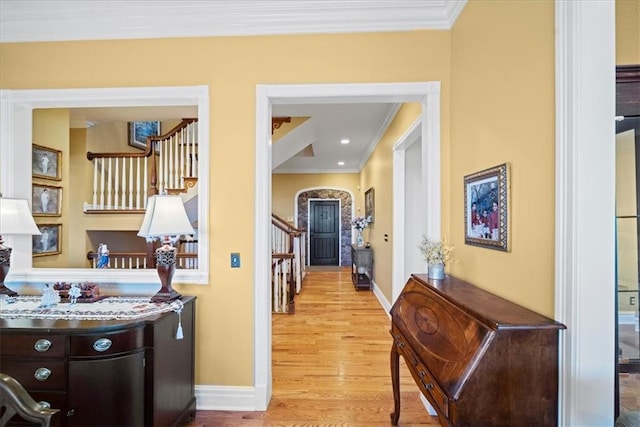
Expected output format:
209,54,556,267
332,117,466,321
0,296,196,427
390,275,565,426
351,244,373,290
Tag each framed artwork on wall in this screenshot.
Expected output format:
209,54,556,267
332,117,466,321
32,223,62,256
464,163,510,251
365,187,375,223
32,184,62,217
32,144,61,181
128,121,161,150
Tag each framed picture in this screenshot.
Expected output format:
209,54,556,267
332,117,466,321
32,224,61,256
464,163,510,251
32,144,61,181
365,187,375,223
32,184,62,217
128,121,161,150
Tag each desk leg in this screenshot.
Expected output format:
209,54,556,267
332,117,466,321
390,341,400,425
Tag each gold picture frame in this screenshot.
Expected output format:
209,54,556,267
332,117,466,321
32,223,62,257
464,163,510,251
32,144,61,181
32,184,62,217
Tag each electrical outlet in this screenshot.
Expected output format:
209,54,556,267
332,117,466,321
231,253,240,268
630,296,636,306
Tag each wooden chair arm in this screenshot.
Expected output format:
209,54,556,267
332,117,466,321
0,373,60,427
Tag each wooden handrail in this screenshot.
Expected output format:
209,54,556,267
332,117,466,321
87,151,148,161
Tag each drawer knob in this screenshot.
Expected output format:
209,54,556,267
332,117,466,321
93,338,112,352
421,379,434,391
34,367,51,381
34,339,52,352
38,401,51,409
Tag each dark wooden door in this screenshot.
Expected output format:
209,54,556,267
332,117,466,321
309,200,340,265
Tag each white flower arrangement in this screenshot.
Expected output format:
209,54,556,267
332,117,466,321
351,216,370,231
418,235,454,266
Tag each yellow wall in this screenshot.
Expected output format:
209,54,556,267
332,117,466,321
616,0,640,65
1,30,451,387
360,103,423,300
449,1,556,316
32,109,70,267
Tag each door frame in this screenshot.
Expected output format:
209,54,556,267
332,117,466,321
255,82,442,409
392,118,424,303
308,198,342,266
294,186,355,268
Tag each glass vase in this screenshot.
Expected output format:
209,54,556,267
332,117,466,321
428,263,445,280
356,229,364,247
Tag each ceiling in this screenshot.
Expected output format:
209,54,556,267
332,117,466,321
2,0,466,174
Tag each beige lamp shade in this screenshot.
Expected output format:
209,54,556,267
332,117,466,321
0,198,41,236
137,195,194,239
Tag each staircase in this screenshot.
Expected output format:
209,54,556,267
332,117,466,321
84,118,198,212
271,213,307,314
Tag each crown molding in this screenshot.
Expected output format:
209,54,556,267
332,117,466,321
0,0,467,43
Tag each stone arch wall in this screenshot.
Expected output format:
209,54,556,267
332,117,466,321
297,189,352,266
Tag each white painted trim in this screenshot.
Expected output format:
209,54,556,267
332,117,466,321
256,82,441,411
194,385,257,411
0,86,210,289
359,103,401,170
0,0,468,43
555,1,616,425
392,118,422,303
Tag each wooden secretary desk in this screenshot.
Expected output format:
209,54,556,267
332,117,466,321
390,275,566,427
0,296,196,427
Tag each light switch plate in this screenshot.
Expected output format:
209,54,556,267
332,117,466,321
231,253,240,268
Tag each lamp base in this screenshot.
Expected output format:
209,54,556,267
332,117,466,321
0,245,17,297
151,288,182,303
152,245,181,303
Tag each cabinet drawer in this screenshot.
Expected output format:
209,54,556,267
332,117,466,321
0,334,66,357
70,326,144,357
1,359,66,390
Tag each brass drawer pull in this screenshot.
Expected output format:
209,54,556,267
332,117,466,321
34,367,51,381
421,379,434,391
34,339,52,352
93,338,112,352
38,401,51,409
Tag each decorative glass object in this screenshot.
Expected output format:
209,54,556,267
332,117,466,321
357,229,364,247
428,263,445,280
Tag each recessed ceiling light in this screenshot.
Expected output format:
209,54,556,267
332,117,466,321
337,161,345,166
340,139,350,144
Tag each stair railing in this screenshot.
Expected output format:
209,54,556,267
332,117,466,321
85,118,198,212
87,250,198,269
150,118,198,196
271,214,307,314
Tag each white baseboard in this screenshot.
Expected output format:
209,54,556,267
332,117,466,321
195,385,257,411
372,280,392,318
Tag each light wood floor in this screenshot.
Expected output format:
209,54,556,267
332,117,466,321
183,267,439,426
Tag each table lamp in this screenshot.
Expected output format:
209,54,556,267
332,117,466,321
0,196,41,296
137,195,194,302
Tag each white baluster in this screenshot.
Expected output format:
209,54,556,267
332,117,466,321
143,156,148,208
128,157,134,210
99,157,105,209
114,157,120,209
129,157,138,209
107,157,113,209
92,159,98,209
